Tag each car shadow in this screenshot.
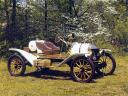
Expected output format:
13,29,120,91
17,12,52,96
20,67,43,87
24,69,71,81
23,69,107,82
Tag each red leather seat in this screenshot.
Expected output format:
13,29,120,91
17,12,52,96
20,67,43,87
36,41,60,54
44,41,60,52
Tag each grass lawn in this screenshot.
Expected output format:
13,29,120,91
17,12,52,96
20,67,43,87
0,56,128,96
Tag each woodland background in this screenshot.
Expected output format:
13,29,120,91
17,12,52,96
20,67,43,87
0,0,128,57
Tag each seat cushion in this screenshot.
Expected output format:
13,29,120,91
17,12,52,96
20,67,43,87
36,41,60,54
44,42,60,51
36,42,52,54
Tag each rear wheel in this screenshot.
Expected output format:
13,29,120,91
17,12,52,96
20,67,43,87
96,53,116,76
71,57,95,83
8,54,26,76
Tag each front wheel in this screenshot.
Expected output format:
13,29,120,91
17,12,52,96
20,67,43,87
96,53,116,76
71,57,95,83
8,54,26,76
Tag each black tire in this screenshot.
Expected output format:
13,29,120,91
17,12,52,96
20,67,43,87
71,56,95,83
96,53,116,76
8,54,26,76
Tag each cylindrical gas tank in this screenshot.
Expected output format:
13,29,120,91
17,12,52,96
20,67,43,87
28,40,45,52
29,41,37,52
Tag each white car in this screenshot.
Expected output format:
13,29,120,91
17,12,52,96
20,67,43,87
8,38,116,83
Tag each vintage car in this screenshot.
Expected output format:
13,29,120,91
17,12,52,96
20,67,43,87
7,34,116,83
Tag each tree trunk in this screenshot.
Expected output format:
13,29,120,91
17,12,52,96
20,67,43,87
44,0,48,38
11,0,16,43
4,0,10,43
24,9,28,42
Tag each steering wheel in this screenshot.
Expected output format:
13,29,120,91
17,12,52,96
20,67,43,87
55,34,64,43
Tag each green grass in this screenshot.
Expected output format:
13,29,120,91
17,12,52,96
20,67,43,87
0,56,128,96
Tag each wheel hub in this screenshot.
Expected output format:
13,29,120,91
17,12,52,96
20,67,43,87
80,67,85,73
98,62,107,69
14,64,18,69
15,64,21,69
102,62,107,67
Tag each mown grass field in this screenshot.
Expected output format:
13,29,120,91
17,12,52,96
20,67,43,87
0,56,128,96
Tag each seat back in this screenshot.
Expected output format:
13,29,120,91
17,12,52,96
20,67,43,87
36,41,60,54
44,42,60,51
36,42,53,54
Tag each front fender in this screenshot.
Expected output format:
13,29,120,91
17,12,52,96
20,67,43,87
9,48,37,66
100,49,112,54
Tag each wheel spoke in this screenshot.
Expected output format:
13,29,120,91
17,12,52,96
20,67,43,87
74,67,81,72
86,64,91,69
102,55,107,62
76,71,81,77
79,60,82,67
80,73,83,79
75,63,81,68
105,66,111,72
86,69,92,74
82,60,85,65
82,72,86,79
103,67,106,73
14,69,18,74
84,72,90,78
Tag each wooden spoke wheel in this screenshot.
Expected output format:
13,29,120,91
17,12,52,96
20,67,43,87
71,57,95,83
96,53,116,76
8,55,26,76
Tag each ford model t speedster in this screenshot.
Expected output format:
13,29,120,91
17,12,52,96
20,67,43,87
8,34,116,83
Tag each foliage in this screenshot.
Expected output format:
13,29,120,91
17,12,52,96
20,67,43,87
109,1,128,53
1,0,128,57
